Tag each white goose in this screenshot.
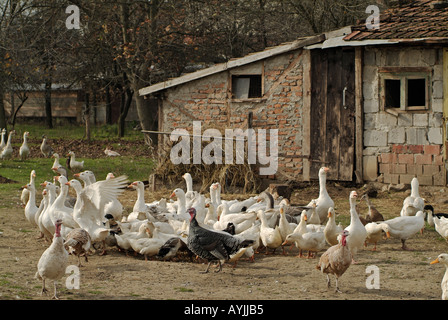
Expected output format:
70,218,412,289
47,176,78,237
287,213,326,258
378,210,425,250
344,191,367,263
127,181,150,217
400,177,424,216
19,131,30,160
21,170,36,206
430,253,448,300
115,222,151,255
257,210,283,254
68,151,84,172
169,188,189,221
0,128,6,150
364,222,390,251
39,182,59,239
433,215,448,241
324,207,343,246
307,167,334,223
182,173,195,202
213,203,257,234
103,173,124,221
66,175,128,255
0,129,15,159
22,182,39,227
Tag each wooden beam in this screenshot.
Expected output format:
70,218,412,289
302,50,311,181
443,48,448,185
355,47,364,184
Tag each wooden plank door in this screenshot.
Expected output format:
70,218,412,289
309,48,356,181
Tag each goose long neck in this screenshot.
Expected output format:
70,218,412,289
27,187,37,208
411,181,419,198
185,176,193,192
318,173,329,198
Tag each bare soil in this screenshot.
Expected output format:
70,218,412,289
1,182,448,301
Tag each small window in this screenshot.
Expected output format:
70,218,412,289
231,75,262,99
380,69,430,111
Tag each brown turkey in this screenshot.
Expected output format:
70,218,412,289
316,229,352,293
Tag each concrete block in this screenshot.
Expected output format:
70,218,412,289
433,80,443,99
406,128,428,145
416,175,433,186
413,114,428,127
400,174,415,185
432,98,443,113
364,50,376,66
364,99,379,113
433,171,446,186
433,64,443,81
363,81,378,101
428,128,443,144
388,127,405,144
364,114,376,130
429,112,443,128
397,113,412,127
363,155,378,181
384,173,399,184
364,130,388,147
377,112,398,129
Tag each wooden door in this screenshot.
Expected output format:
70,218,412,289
309,48,356,181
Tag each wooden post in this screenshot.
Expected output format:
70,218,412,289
355,47,364,184
302,50,311,181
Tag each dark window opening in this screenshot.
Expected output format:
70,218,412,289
232,75,262,99
385,79,401,108
407,78,426,107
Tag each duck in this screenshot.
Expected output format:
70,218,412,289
364,222,390,251
344,191,367,263
40,135,54,157
430,253,448,300
35,219,69,299
400,177,424,216
64,228,92,267
0,129,15,159
67,151,84,172
306,167,334,224
19,131,30,160
234,222,261,261
324,207,343,246
316,230,352,293
361,194,384,223
0,128,6,150
22,182,39,227
131,237,166,261
257,209,283,254
377,210,425,250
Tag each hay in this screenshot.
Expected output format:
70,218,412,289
152,136,261,194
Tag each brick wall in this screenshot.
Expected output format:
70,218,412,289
159,51,305,180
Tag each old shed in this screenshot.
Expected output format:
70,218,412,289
139,0,448,186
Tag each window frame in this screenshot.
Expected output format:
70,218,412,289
230,73,264,102
379,67,431,112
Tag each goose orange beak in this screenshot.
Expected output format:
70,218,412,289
65,182,70,186
430,258,440,265
386,231,391,238
170,192,176,198
74,173,80,177
40,182,47,187
22,185,27,189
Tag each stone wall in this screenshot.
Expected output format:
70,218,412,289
362,46,445,186
159,51,305,180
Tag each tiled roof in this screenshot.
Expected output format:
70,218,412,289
344,0,448,41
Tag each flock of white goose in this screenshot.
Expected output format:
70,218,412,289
18,155,448,299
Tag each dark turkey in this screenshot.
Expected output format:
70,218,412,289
187,208,254,273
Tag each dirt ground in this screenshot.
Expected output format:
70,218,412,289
1,181,448,301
